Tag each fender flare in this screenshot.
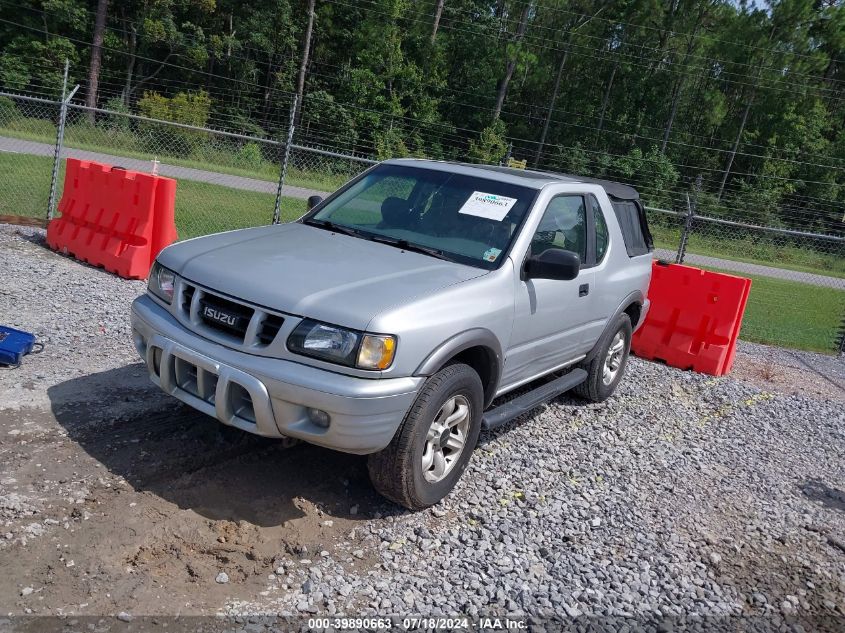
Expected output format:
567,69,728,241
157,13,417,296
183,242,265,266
585,290,645,363
414,328,503,408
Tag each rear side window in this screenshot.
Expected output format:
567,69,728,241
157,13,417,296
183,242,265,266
611,199,652,257
590,196,609,262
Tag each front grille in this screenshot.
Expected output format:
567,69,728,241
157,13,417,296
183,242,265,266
181,284,195,315
177,281,287,349
199,293,254,340
256,314,284,346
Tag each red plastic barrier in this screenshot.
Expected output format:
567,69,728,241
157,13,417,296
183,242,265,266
631,262,752,376
150,174,178,259
46,159,177,279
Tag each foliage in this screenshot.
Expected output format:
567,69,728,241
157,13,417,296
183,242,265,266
0,0,843,233
374,127,411,160
300,90,358,150
0,36,79,95
551,143,590,176
467,119,508,164
237,142,264,169
100,96,131,132
137,90,211,127
136,90,211,155
0,97,18,124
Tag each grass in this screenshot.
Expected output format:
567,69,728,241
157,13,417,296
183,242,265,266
0,153,306,238
0,152,55,218
175,180,306,240
707,268,845,353
0,116,351,193
650,221,845,280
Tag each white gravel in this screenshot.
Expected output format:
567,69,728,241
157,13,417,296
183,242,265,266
236,358,844,626
0,225,146,406
1,224,844,627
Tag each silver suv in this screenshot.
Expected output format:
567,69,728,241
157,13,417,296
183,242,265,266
130,160,653,509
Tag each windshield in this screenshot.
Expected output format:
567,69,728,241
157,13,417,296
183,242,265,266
304,164,537,269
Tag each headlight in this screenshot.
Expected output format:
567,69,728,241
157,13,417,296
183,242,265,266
287,319,397,369
148,262,176,304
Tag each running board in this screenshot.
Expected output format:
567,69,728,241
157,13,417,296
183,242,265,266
481,368,588,431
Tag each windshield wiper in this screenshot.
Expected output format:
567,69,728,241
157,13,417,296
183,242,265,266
306,219,454,262
304,219,362,238
366,235,454,262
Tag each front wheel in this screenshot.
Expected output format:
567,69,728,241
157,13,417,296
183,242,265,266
367,363,483,510
573,313,632,403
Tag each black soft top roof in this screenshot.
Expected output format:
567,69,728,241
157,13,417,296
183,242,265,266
400,160,641,200
471,165,640,200
551,173,640,201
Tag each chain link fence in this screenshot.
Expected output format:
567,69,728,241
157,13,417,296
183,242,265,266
683,212,844,354
645,203,845,353
0,94,60,221
0,89,842,354
644,206,688,263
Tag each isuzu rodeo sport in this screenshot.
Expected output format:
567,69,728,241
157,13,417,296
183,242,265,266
131,159,653,509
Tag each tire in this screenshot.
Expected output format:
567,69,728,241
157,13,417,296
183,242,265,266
367,363,483,510
573,313,632,403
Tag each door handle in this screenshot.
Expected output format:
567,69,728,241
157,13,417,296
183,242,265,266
579,283,589,297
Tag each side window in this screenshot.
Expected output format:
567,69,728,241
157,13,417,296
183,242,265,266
611,200,652,257
590,195,609,262
531,195,586,261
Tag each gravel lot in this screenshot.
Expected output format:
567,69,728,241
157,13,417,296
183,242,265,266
1,224,844,629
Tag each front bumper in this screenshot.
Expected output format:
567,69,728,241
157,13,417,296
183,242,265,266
130,295,422,454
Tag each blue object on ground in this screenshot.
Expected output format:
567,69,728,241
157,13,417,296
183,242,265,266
0,326,40,367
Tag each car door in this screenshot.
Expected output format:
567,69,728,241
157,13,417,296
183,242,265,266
503,194,596,387
578,193,613,347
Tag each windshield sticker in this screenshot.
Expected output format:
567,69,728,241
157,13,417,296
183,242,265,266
458,191,518,222
483,247,502,263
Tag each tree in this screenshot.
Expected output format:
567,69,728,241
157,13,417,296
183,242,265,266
84,0,109,122
294,0,316,125
0,0,843,233
534,2,604,167
431,0,445,43
492,0,532,120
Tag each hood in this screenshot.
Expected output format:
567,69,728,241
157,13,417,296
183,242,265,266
157,223,487,330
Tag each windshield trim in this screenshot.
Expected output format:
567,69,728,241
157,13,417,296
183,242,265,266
298,164,540,271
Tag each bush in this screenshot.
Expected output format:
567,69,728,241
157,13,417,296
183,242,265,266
100,96,132,132
0,97,19,125
550,142,590,175
237,142,264,169
374,128,410,160
137,90,211,157
467,119,508,164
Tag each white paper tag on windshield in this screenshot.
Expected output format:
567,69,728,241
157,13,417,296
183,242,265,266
458,191,518,222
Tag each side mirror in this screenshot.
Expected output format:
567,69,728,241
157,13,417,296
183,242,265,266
307,195,324,211
525,249,580,281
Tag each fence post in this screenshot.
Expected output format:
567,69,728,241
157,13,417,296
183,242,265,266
675,176,700,264
500,142,513,167
675,195,694,264
273,95,298,225
47,60,79,221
